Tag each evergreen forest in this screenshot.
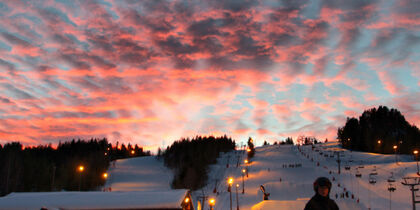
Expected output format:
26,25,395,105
0,138,150,196
161,135,236,190
338,106,420,154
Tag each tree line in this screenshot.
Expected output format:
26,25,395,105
0,138,150,196
160,135,236,190
338,106,420,154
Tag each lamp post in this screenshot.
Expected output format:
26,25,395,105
414,150,419,176
236,184,240,210
378,140,382,153
209,198,215,210
242,169,246,194
244,160,249,177
228,177,233,210
393,145,398,164
78,165,84,191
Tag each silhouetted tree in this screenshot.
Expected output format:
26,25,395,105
338,106,420,154
163,135,236,190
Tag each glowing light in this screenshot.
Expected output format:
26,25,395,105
184,197,189,203
242,169,246,173
244,159,248,164
103,173,108,178
131,150,135,155
209,198,215,206
414,150,419,155
78,165,84,172
377,140,381,144
228,177,234,185
393,145,397,150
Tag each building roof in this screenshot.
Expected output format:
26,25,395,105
0,189,190,210
251,200,308,210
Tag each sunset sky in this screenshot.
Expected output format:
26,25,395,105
1,0,419,149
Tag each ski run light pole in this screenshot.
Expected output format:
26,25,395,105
242,169,246,194
236,184,240,210
228,177,233,210
334,151,342,174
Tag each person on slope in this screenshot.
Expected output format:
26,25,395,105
304,177,339,210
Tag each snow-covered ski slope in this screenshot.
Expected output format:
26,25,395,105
103,142,417,210
106,156,173,192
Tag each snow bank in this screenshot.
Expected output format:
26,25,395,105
0,190,188,210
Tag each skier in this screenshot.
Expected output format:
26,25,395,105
304,177,339,210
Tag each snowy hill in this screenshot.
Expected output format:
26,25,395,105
101,143,419,209
1,143,418,210
194,142,417,210
105,156,173,192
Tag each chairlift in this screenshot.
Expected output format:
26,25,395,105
359,161,364,168
369,174,377,184
387,172,396,183
370,166,378,176
388,183,396,192
344,161,350,170
355,169,362,178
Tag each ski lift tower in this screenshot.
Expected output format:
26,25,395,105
401,177,420,210
334,151,344,174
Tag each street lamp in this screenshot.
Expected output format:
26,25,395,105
209,198,215,210
103,172,108,179
228,177,234,210
77,165,84,191
393,145,398,163
242,169,246,194
414,150,419,176
244,160,249,177
236,184,240,210
131,150,135,155
377,140,382,153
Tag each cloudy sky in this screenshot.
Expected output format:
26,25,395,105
0,0,419,149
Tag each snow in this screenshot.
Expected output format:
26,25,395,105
1,142,418,210
195,142,417,210
105,156,173,191
0,190,188,210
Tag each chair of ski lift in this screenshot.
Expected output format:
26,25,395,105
344,165,351,170
358,161,364,168
388,183,396,192
387,172,396,183
355,169,362,178
369,174,377,184
370,166,378,176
